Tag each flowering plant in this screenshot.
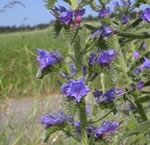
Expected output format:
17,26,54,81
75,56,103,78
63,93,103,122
36,0,150,144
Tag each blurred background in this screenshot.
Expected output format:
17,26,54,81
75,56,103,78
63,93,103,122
0,0,149,145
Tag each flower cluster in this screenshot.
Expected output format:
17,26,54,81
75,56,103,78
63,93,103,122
91,26,113,39
135,56,150,73
140,8,150,23
52,6,85,26
98,8,110,18
93,88,123,104
40,109,73,128
88,49,117,67
74,120,119,139
61,78,90,102
121,15,130,25
37,48,63,71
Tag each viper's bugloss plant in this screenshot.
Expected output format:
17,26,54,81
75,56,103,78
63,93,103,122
36,0,150,144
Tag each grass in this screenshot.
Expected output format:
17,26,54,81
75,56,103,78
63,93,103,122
0,27,69,99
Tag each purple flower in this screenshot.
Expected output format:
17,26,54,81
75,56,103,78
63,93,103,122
37,48,55,71
121,15,130,25
61,78,90,103
69,63,76,76
88,52,96,65
86,125,94,137
74,121,81,134
98,8,110,18
82,64,87,76
40,113,64,128
137,81,144,90
91,28,102,39
121,0,131,7
134,68,140,74
140,8,150,23
94,120,119,138
74,8,85,17
61,83,70,95
59,10,73,24
142,42,146,49
93,89,103,102
128,104,134,110
36,49,63,71
99,88,123,103
53,6,85,25
40,110,73,128
53,6,67,13
140,56,150,70
132,51,140,59
50,50,64,63
96,49,116,67
101,27,113,37
114,2,120,9
86,107,90,115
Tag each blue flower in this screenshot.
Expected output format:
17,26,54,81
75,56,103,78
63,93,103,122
93,89,103,102
37,48,55,71
94,120,119,138
69,63,76,76
40,113,64,128
40,110,73,128
88,52,96,65
114,2,120,9
50,50,64,63
121,15,130,25
142,42,146,49
99,88,123,104
98,8,110,18
36,48,63,71
61,78,90,103
128,104,134,110
53,6,85,25
137,81,144,90
82,64,87,76
91,28,102,39
101,27,113,37
96,49,116,67
121,0,131,7
59,10,73,24
74,121,81,134
140,8,150,23
132,51,140,59
74,8,85,17
140,56,150,70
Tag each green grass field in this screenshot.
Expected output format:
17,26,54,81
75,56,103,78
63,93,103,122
0,27,70,98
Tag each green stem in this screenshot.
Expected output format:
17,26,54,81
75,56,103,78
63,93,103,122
74,36,82,77
78,98,88,145
135,103,148,121
113,35,132,84
115,30,150,39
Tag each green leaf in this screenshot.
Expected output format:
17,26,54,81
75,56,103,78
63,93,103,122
70,0,78,10
92,104,97,116
44,0,57,9
63,0,71,5
52,20,63,39
123,120,150,140
135,96,150,104
36,68,49,79
42,125,65,143
83,24,97,30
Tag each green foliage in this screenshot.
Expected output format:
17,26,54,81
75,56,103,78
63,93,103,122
44,0,58,9
52,20,63,39
123,120,150,140
42,125,65,143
